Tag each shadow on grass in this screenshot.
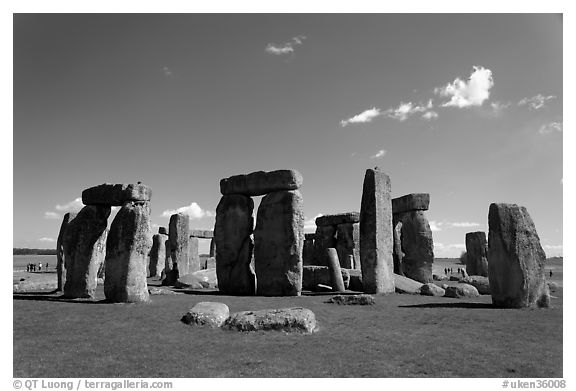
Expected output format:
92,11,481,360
399,302,495,309
13,293,109,304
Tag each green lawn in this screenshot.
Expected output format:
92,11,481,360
13,279,562,378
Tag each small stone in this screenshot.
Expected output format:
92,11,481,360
444,284,480,298
223,307,317,333
182,302,230,328
148,287,178,295
220,169,303,196
315,212,360,227
420,283,446,296
326,294,375,305
394,273,423,294
459,275,490,295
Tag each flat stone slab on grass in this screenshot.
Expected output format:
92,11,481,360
148,287,179,295
182,302,230,328
394,273,423,294
445,284,480,298
220,169,303,196
326,294,375,305
315,212,360,227
420,283,446,297
224,307,317,333
82,183,151,206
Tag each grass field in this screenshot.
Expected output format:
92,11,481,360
13,257,563,378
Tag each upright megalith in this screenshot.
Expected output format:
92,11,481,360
312,225,336,266
325,248,345,292
214,195,256,295
57,212,77,292
169,213,190,279
392,193,434,283
149,233,168,278
312,212,360,269
488,203,550,308
303,233,316,266
336,222,360,269
104,201,152,303
359,168,395,294
62,206,110,299
254,190,304,296
465,231,488,277
220,169,303,197
188,230,214,273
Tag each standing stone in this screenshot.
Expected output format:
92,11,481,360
336,223,360,269
62,206,110,299
312,225,336,266
359,168,395,294
158,226,167,235
209,239,216,257
396,211,434,283
392,218,404,276
488,203,550,308
302,234,316,266
188,237,200,273
149,233,168,278
162,239,176,285
220,169,303,197
214,195,256,295
56,212,77,292
254,190,304,296
169,213,190,278
465,231,489,277
325,248,345,292
104,201,152,303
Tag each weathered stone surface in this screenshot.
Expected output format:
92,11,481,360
215,195,256,295
488,203,550,308
315,212,360,227
302,235,315,266
392,219,404,276
149,233,168,278
433,274,448,281
325,248,345,292
466,231,489,277
441,284,449,290
220,169,303,196
82,183,151,206
394,273,423,294
254,190,304,296
190,229,214,238
182,302,230,328
190,268,218,289
148,287,179,295
62,206,110,299
204,257,216,270
326,294,375,305
188,237,201,273
169,213,190,278
224,307,317,333
359,168,395,294
162,239,178,286
302,266,349,291
460,275,490,295
158,226,167,235
209,239,216,257
392,193,430,214
104,201,152,303
420,283,446,296
445,284,480,298
336,223,360,269
312,225,337,266
394,210,434,283
449,276,461,281
57,212,77,292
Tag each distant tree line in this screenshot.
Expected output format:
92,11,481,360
13,248,57,255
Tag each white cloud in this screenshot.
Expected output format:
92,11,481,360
434,242,466,251
422,111,438,120
450,222,481,228
161,202,215,220
370,149,387,159
162,66,173,77
39,237,55,243
340,107,381,127
538,121,562,135
490,101,511,113
543,244,563,257
304,214,323,231
44,211,61,220
384,101,432,121
518,94,556,110
429,221,442,232
265,35,306,56
435,66,494,108
55,197,84,213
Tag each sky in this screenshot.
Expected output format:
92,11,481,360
12,13,563,257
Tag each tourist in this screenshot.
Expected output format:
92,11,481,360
549,270,553,277
38,263,42,272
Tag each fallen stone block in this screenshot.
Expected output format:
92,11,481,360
394,273,423,294
420,283,446,297
223,307,317,333
459,275,490,295
182,302,230,328
326,294,375,305
444,284,480,298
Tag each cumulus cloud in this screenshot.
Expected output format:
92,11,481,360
265,35,306,56
429,221,442,232
370,149,387,159
429,221,480,231
490,101,511,114
304,214,323,231
161,202,215,220
39,237,55,243
518,94,556,110
55,197,84,213
422,111,438,120
44,211,61,220
435,66,494,108
538,121,562,135
340,108,382,127
450,222,481,228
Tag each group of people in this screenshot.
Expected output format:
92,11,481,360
444,267,467,277
26,262,48,273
